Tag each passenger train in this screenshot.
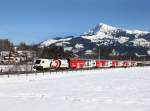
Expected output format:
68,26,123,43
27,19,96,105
33,58,139,71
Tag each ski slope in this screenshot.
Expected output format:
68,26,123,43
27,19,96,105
0,67,150,111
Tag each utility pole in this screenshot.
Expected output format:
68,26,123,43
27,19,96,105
99,45,100,60
144,55,146,66
98,39,100,60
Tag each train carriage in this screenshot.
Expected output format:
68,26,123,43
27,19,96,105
122,61,131,67
50,59,69,69
131,61,138,67
96,60,112,68
111,60,119,67
69,59,86,69
83,59,96,68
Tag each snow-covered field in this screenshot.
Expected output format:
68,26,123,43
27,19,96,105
0,67,150,111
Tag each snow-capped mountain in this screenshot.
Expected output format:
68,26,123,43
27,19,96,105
86,23,149,35
40,23,150,56
82,23,150,46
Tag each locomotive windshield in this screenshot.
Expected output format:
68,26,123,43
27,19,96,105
35,60,41,64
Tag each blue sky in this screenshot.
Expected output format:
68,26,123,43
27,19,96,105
0,0,149,44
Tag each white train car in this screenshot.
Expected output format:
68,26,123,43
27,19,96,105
33,59,52,70
50,59,69,69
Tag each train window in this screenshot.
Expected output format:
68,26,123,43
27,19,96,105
35,60,41,64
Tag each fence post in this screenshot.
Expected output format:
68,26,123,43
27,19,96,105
43,68,44,76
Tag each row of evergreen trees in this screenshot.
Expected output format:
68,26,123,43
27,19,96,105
2,41,149,61
38,46,150,61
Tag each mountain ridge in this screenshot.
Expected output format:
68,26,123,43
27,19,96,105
40,23,150,57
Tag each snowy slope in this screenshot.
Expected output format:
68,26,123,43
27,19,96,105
40,37,72,47
0,67,150,111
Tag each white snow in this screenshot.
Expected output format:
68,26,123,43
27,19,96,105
131,38,150,47
86,23,148,37
41,39,58,47
92,23,149,35
118,36,129,44
40,38,72,47
0,67,150,111
64,47,73,51
75,44,84,48
82,23,116,42
147,50,150,55
55,42,70,46
88,23,117,35
84,50,93,55
95,23,117,33
126,29,149,35
82,34,113,43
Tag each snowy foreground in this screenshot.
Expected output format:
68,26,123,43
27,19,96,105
0,67,150,111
